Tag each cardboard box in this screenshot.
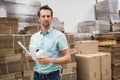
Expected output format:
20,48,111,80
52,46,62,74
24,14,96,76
0,48,23,56
0,34,23,48
90,52,111,80
25,26,39,34
76,54,101,79
61,62,76,74
90,52,111,73
76,52,111,80
60,72,77,80
65,33,75,44
24,70,34,80
75,40,98,54
78,74,100,80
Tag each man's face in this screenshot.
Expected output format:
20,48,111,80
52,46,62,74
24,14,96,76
39,10,52,28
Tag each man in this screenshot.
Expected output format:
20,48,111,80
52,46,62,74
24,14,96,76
25,5,71,80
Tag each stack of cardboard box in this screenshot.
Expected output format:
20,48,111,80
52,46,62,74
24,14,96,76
94,32,120,80
0,17,18,34
60,49,77,80
65,33,75,49
75,40,111,80
24,26,39,34
0,34,35,80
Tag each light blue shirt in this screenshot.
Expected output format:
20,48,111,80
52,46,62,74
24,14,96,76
30,27,68,74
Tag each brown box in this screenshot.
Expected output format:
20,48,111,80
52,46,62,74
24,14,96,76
0,20,18,34
75,40,98,54
0,56,5,63
76,52,111,80
7,60,23,73
61,62,76,74
5,54,22,62
0,63,8,75
0,35,13,48
90,52,111,73
23,34,32,48
78,73,100,80
0,48,23,56
25,26,39,34
76,54,101,79
60,72,77,80
65,33,75,44
12,35,24,48
0,71,22,80
0,73,15,80
24,70,34,80
4,54,23,73
90,52,111,80
0,34,24,48
0,27,18,34
60,73,71,80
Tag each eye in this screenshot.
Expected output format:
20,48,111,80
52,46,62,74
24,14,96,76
41,15,51,18
47,15,50,18
42,16,45,18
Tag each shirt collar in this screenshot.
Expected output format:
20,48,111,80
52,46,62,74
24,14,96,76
40,27,53,35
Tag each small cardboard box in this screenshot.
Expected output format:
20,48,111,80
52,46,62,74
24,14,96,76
75,40,98,54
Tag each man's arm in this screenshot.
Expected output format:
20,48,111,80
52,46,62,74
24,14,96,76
50,49,71,64
36,49,71,64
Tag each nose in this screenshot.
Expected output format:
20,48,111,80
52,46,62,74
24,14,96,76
44,16,48,20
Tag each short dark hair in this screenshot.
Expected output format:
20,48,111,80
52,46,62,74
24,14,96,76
37,5,53,17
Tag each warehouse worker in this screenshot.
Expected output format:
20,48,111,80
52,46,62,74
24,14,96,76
25,5,71,80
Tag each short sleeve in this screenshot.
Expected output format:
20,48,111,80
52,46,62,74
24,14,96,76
58,33,68,51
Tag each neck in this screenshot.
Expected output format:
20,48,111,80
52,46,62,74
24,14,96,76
41,26,50,33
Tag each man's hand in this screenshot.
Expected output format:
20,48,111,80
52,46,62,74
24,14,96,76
36,55,50,64
25,53,32,61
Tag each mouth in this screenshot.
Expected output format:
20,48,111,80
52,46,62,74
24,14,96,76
43,21,50,27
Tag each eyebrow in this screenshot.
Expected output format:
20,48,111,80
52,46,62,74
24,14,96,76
41,15,51,17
